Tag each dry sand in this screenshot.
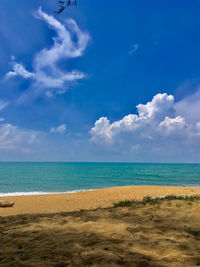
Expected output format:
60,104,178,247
1,186,200,266
0,185,200,216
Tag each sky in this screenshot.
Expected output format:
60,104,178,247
0,0,200,162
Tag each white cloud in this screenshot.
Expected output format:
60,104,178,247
6,7,90,97
0,123,39,151
136,93,175,121
0,100,9,111
0,99,39,151
90,93,200,149
196,122,200,136
91,93,176,143
129,43,139,54
175,89,200,124
90,117,113,143
50,124,66,134
158,116,185,135
6,62,35,79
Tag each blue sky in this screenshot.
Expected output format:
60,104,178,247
0,0,200,162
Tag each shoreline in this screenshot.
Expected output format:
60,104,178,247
1,184,200,197
1,185,200,216
0,189,95,197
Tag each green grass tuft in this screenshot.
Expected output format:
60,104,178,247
112,194,200,208
189,230,200,236
113,200,133,208
142,196,159,205
143,194,200,204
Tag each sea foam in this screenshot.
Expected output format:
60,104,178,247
0,189,94,197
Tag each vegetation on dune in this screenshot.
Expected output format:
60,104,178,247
113,194,200,207
113,200,133,208
189,230,200,236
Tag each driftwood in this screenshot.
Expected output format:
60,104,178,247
0,200,14,207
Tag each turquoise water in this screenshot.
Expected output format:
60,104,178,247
0,162,200,196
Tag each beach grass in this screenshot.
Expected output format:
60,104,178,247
113,200,133,207
189,230,200,236
112,194,200,208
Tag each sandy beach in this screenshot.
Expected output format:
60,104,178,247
1,185,200,216
1,186,200,266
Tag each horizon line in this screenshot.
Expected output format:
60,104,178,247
0,161,199,164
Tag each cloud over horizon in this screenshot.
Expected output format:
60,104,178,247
0,122,39,152
0,98,40,152
90,93,200,151
2,1,200,162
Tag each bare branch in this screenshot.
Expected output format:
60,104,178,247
56,0,77,14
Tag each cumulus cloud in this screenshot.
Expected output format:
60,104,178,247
90,93,200,149
136,93,175,121
158,116,185,135
175,89,200,124
91,93,175,143
50,124,66,134
6,7,90,97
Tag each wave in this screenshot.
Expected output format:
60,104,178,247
0,189,94,197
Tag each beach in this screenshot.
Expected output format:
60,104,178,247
1,185,200,216
1,186,200,266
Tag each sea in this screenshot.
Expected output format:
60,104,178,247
0,162,200,196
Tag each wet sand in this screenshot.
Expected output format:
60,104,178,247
1,185,200,216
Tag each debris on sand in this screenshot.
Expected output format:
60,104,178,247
0,200,14,207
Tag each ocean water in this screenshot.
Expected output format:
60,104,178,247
0,162,200,196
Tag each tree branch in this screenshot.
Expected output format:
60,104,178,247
56,0,77,14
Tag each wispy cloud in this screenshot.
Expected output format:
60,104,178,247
0,99,9,111
6,7,90,98
129,43,139,54
0,122,39,151
50,124,66,134
6,62,35,79
0,98,40,152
